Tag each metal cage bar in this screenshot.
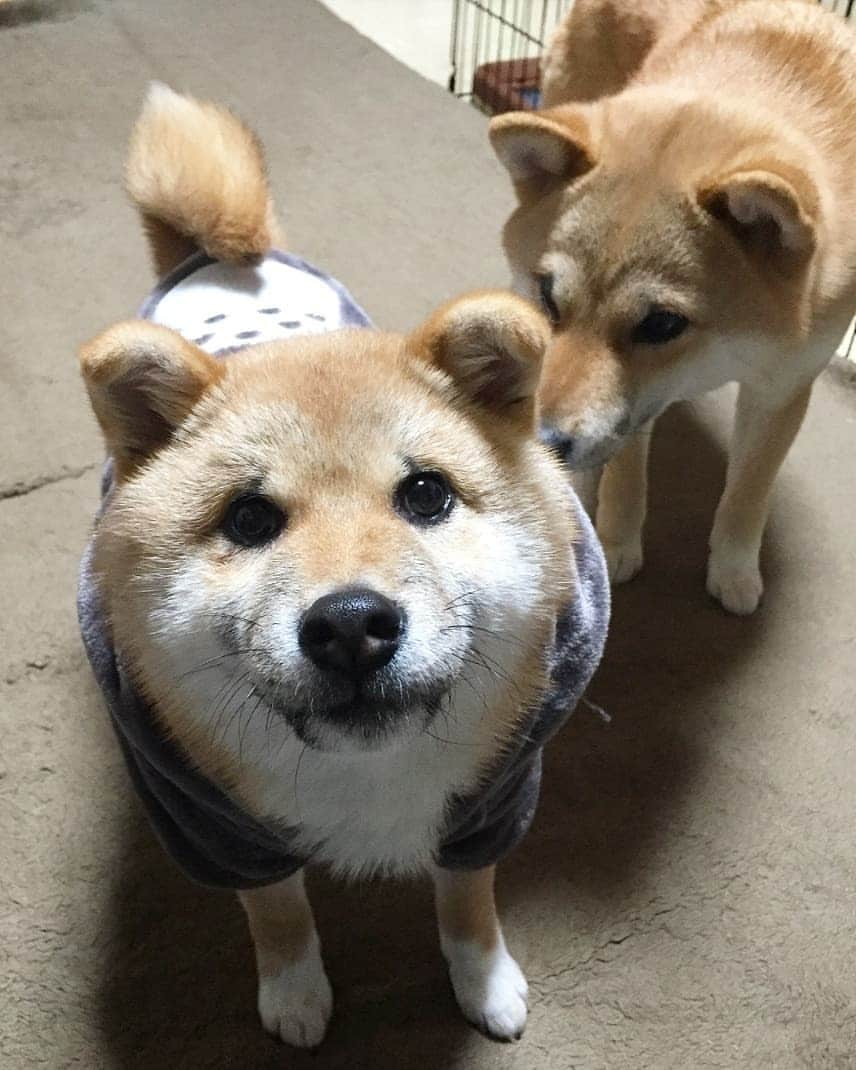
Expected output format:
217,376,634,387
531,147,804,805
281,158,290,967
450,0,566,111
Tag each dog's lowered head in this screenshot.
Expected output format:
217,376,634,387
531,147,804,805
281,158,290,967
489,91,829,468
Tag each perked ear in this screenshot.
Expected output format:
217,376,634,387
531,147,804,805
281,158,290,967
410,291,550,419
79,320,224,478
489,106,596,195
698,165,819,269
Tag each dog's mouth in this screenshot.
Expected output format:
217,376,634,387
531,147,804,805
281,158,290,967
541,430,625,471
570,442,624,470
541,404,664,470
255,671,451,751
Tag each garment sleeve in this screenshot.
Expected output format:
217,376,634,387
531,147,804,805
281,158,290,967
436,487,609,871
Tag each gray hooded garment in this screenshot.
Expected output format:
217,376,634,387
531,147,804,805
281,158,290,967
78,251,610,889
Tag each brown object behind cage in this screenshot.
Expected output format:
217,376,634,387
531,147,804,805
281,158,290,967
473,57,542,114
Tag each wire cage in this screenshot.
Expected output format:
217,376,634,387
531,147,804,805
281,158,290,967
450,0,856,114
449,0,856,361
449,1,565,113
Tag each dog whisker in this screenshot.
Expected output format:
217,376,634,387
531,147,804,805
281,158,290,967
177,649,267,681
292,742,309,821
439,623,527,651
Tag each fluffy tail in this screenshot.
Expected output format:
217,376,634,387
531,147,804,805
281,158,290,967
127,82,281,276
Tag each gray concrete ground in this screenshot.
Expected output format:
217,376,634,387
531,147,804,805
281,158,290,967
1,2,855,1067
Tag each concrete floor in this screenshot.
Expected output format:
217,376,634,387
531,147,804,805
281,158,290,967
2,1,856,1067
321,0,456,86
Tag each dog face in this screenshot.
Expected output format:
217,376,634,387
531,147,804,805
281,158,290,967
490,95,820,467
82,295,571,776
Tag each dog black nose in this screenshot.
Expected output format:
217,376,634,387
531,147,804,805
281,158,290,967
298,587,404,677
539,427,575,464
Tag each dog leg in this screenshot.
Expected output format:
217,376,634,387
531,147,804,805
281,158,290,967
570,465,603,518
596,423,652,584
708,382,812,615
239,872,332,1048
434,865,528,1041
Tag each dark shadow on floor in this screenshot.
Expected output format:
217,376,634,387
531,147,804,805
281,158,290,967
95,805,482,1069
0,0,95,30
504,399,782,904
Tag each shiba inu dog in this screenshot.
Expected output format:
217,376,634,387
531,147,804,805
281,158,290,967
76,86,609,1047
489,0,856,614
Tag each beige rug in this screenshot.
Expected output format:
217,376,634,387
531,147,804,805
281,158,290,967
2,2,855,1066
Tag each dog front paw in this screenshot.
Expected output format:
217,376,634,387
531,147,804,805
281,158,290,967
601,536,644,585
444,938,528,1041
706,547,763,615
257,946,333,1049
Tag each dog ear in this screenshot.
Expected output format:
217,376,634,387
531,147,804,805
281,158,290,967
489,107,596,196
698,165,819,271
79,321,224,478
410,291,550,420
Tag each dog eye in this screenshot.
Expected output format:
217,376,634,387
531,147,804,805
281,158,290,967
223,494,285,548
536,273,560,325
396,471,454,524
632,308,689,345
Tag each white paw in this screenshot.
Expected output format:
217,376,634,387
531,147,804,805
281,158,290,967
443,937,528,1041
257,944,333,1049
601,536,644,585
707,546,763,615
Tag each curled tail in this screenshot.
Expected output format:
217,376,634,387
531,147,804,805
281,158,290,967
127,82,281,276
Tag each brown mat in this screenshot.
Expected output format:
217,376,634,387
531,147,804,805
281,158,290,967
1,2,854,1066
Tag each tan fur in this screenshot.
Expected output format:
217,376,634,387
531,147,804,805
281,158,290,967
707,381,813,609
79,320,224,480
490,0,856,613
433,865,500,953
594,419,652,583
127,83,281,275
240,874,315,974
410,289,551,422
238,872,333,1046
541,0,753,106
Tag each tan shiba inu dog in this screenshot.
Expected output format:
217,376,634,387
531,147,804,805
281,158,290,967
77,88,609,1047
489,0,856,614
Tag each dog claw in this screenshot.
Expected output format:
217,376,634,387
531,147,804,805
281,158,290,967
601,537,644,585
446,940,529,1042
706,550,763,615
257,954,333,1049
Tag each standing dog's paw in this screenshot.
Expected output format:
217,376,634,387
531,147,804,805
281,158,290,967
601,536,644,585
257,950,333,1049
707,547,763,615
444,938,529,1041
